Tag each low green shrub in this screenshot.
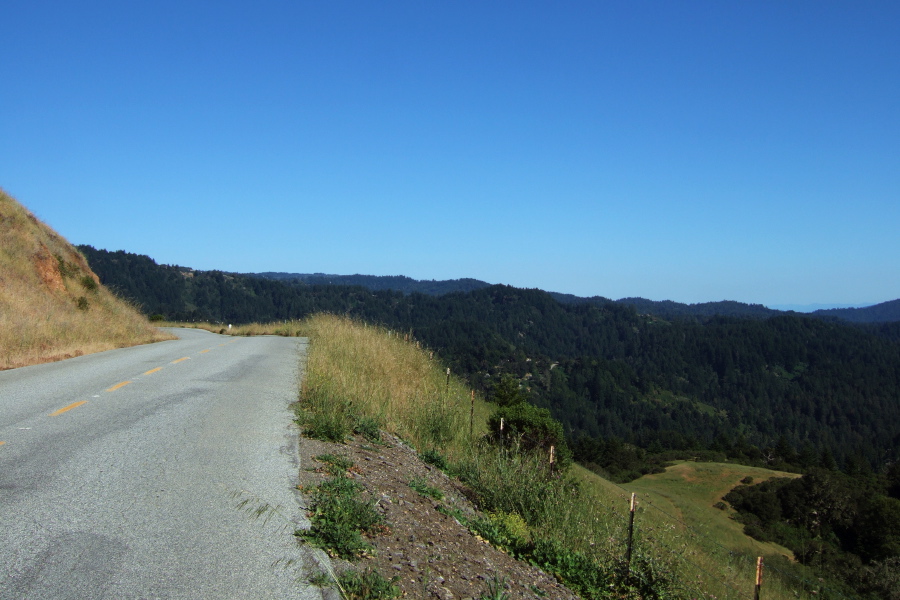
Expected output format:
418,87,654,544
530,538,611,599
337,567,401,600
314,453,354,476
299,475,384,559
486,402,573,470
419,448,449,472
80,275,98,291
297,391,352,443
354,415,382,442
455,447,579,527
480,574,511,600
408,477,443,501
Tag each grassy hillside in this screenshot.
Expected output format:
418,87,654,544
0,189,173,369
576,462,813,598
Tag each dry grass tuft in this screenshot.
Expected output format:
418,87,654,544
0,188,174,370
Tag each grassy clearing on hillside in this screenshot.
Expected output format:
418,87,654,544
627,462,800,556
0,189,173,370
576,463,822,600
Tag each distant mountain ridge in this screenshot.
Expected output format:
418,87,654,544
253,272,492,296
810,299,900,323
254,270,900,323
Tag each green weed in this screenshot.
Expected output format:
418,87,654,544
298,393,351,443
408,477,443,501
315,454,354,476
480,574,510,600
419,448,449,471
298,475,385,559
353,415,382,442
79,275,98,291
310,567,401,600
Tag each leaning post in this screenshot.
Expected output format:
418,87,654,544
625,493,637,578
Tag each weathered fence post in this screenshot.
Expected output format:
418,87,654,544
469,390,475,439
446,367,451,392
754,556,763,600
625,493,637,578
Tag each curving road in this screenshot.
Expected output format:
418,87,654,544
0,328,326,599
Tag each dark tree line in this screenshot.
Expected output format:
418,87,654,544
724,467,900,599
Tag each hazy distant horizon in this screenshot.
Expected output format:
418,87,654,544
766,302,876,313
252,266,886,312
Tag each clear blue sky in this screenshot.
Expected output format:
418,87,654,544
3,1,898,307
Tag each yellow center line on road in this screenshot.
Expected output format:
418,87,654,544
171,357,190,364
199,349,210,354
49,401,88,416
143,367,163,375
0,441,5,447
107,381,132,392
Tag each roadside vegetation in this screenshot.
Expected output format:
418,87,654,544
196,314,831,599
0,189,173,370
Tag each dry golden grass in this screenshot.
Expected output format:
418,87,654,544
175,315,492,461
0,188,174,370
299,314,492,461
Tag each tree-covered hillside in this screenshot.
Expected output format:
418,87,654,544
811,299,900,323
81,246,900,473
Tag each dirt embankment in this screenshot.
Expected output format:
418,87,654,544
297,432,580,600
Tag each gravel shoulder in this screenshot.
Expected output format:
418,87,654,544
297,431,581,600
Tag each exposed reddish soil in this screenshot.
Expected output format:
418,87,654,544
33,243,66,292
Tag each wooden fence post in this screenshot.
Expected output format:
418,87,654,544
625,493,637,578
446,367,451,391
754,556,763,600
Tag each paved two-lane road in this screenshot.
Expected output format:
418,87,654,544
0,329,325,599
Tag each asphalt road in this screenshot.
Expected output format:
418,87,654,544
0,328,328,599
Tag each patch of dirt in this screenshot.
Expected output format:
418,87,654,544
33,243,65,292
297,433,580,600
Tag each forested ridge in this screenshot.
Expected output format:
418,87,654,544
81,246,900,473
